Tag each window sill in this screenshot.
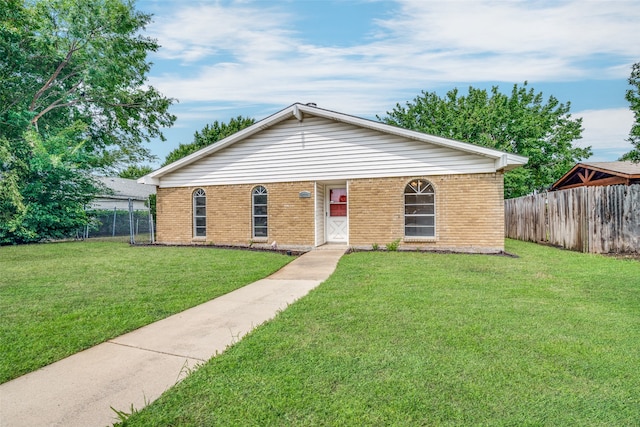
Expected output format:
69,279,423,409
251,237,268,243
192,236,206,242
404,237,437,243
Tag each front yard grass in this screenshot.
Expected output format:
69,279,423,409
122,239,640,426
0,241,293,383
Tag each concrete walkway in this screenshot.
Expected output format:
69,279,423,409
0,246,347,427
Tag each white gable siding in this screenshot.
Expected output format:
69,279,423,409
159,117,497,188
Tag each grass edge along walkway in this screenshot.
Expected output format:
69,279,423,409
121,239,640,426
0,241,294,383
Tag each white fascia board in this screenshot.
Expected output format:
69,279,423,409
137,176,160,185
494,153,529,171
292,104,303,121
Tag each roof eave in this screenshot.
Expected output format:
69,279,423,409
494,153,528,171
581,163,640,179
551,161,640,190
94,195,149,201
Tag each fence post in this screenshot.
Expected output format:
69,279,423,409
128,198,135,244
148,196,155,244
583,186,589,253
111,207,116,237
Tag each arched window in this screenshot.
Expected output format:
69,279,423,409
193,188,206,237
252,186,268,238
404,179,435,238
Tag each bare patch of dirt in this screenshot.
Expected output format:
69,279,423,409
603,252,640,262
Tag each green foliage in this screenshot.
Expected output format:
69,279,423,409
371,242,379,251
0,129,104,244
162,116,255,166
620,62,640,162
0,242,293,382
379,83,591,198
111,404,141,424
0,138,27,229
385,238,400,251
0,0,175,244
118,165,154,179
1,0,176,160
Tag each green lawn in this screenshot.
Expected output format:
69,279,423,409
0,242,293,383
121,240,640,426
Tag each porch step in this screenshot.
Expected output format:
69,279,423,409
314,243,349,251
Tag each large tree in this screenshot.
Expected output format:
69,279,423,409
619,62,640,162
162,116,255,166
117,165,154,179
0,0,175,244
379,83,590,198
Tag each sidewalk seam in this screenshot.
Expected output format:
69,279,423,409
106,341,207,362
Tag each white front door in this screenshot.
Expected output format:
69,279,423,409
326,187,348,242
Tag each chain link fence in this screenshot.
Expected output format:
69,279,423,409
81,197,154,244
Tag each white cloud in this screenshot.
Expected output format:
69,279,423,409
382,1,640,59
142,0,640,163
147,0,640,107
576,108,634,159
149,4,296,63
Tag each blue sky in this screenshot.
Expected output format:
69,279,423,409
137,0,640,167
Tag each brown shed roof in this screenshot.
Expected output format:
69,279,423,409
551,161,640,191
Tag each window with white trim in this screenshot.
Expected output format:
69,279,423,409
193,188,206,237
252,186,268,238
404,179,435,238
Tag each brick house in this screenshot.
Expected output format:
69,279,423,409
139,103,527,253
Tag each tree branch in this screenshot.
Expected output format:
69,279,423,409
30,99,81,125
30,78,85,126
35,70,83,106
29,40,81,112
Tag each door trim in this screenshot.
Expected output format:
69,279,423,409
325,185,348,243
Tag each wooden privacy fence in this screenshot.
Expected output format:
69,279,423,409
505,184,640,253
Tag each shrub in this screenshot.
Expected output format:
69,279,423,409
385,239,400,252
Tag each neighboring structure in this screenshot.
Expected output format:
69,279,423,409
551,161,640,191
91,176,156,210
139,103,527,253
